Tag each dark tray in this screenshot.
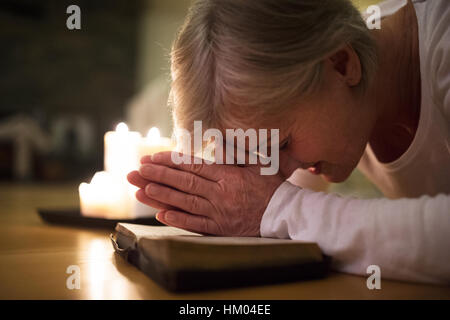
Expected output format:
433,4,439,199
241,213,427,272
37,208,163,229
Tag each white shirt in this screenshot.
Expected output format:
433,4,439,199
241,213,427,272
359,0,450,198
260,0,450,284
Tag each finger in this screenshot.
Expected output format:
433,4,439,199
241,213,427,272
140,155,153,164
144,182,214,216
135,189,176,211
150,151,220,181
127,170,150,189
156,210,219,235
139,163,216,198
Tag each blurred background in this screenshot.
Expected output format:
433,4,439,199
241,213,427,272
0,0,381,197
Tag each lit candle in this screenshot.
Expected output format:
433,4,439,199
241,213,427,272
137,127,174,160
80,122,141,219
79,171,128,218
79,124,176,219
104,122,142,179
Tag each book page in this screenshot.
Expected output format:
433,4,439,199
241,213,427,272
116,223,314,245
116,223,201,240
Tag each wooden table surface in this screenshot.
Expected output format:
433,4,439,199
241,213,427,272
0,183,449,300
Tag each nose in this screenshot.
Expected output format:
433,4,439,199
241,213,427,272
280,150,316,171
300,162,317,170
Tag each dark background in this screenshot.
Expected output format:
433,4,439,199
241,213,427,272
0,0,142,181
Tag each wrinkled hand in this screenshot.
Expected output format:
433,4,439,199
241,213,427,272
127,151,289,236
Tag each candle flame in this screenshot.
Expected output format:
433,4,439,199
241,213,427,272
115,122,129,133
91,171,111,185
146,127,161,142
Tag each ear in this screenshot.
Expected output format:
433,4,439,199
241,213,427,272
328,45,362,87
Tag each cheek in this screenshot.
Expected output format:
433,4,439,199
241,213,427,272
287,135,327,163
287,89,361,165
288,121,355,165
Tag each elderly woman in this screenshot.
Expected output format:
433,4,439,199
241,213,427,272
128,0,450,284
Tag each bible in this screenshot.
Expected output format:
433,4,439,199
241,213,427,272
111,223,330,292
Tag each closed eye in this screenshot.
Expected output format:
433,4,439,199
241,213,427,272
279,136,290,150
255,135,290,157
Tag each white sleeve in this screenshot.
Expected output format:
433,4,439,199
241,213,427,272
424,0,450,120
260,181,450,285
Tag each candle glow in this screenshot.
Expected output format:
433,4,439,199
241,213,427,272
146,127,161,143
79,123,175,219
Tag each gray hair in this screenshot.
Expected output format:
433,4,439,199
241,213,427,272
170,0,377,133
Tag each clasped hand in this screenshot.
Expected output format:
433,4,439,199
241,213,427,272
127,151,289,236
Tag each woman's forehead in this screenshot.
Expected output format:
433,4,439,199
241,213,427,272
215,127,289,150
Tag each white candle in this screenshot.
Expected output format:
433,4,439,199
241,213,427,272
104,122,142,179
79,124,176,219
138,127,174,160
79,171,128,218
